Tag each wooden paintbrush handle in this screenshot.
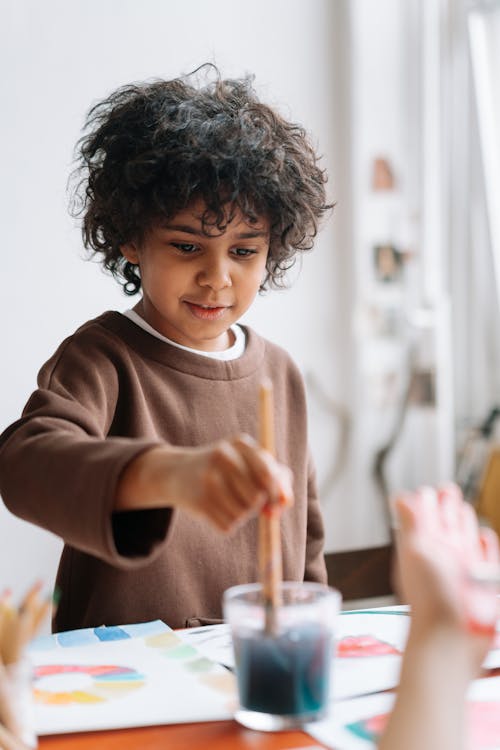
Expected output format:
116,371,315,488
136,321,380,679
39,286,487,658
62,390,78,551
258,380,283,614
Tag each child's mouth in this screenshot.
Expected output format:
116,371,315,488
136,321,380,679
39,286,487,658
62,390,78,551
185,302,229,321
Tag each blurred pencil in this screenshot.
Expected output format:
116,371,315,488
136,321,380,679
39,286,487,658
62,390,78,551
32,587,60,638
0,591,17,665
0,719,31,750
14,581,44,664
258,378,283,633
0,590,7,649
0,583,57,750
0,584,56,666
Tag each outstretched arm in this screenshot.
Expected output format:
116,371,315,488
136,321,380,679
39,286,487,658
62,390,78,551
378,484,499,750
115,434,293,533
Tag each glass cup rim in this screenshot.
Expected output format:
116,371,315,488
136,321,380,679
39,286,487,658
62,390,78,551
223,580,341,606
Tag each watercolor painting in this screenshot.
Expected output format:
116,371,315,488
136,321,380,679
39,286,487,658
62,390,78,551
177,624,234,668
331,610,408,701
178,611,409,666
347,712,388,742
34,664,145,705
29,619,170,651
178,612,409,702
336,610,410,651
346,701,500,747
30,621,236,735
306,676,500,750
337,635,401,658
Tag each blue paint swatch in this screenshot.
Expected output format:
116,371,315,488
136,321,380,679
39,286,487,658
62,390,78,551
233,623,332,716
30,620,171,651
28,635,60,652
122,620,169,638
57,628,99,647
94,625,131,642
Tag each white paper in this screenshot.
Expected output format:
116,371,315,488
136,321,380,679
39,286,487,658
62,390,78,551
179,610,409,701
306,677,500,750
31,628,236,735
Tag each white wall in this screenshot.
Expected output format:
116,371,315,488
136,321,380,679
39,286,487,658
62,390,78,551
1,0,352,605
2,0,464,615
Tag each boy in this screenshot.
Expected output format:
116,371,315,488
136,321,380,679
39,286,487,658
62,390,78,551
0,65,330,631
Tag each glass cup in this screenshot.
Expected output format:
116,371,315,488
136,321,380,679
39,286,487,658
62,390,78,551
223,581,341,731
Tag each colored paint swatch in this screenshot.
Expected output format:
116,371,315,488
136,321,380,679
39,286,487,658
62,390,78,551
337,635,401,658
33,664,144,705
346,712,388,742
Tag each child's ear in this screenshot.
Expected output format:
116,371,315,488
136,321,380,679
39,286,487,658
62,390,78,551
120,243,140,264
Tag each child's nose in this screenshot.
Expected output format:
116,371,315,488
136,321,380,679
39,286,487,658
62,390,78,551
197,258,232,290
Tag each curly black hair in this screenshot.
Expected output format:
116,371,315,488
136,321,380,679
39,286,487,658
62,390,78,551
71,64,332,295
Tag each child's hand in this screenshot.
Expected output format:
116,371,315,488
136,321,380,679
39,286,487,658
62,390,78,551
394,484,500,671
117,435,294,532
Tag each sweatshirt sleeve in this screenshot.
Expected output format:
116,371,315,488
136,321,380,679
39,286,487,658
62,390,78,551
0,329,169,568
304,452,328,584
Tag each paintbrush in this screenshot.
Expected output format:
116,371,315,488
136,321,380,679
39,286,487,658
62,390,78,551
258,378,283,633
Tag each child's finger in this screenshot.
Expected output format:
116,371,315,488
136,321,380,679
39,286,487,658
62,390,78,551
210,442,267,510
466,529,500,590
234,436,293,505
464,527,500,634
31,592,57,639
276,465,294,507
437,481,463,501
415,485,440,535
478,527,500,565
203,468,257,531
458,502,482,562
394,492,418,535
437,484,463,544
18,580,43,615
278,488,294,509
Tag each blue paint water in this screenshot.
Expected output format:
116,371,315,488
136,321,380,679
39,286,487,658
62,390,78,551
233,623,332,716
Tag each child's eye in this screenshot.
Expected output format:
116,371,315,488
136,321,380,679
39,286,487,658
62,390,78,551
232,248,257,258
172,242,198,254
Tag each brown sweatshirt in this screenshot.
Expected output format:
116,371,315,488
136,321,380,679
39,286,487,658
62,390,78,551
0,312,326,630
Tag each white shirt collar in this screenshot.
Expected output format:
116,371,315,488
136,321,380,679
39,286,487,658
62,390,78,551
122,309,246,360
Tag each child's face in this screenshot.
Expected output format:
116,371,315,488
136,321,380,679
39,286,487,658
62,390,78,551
121,199,270,351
